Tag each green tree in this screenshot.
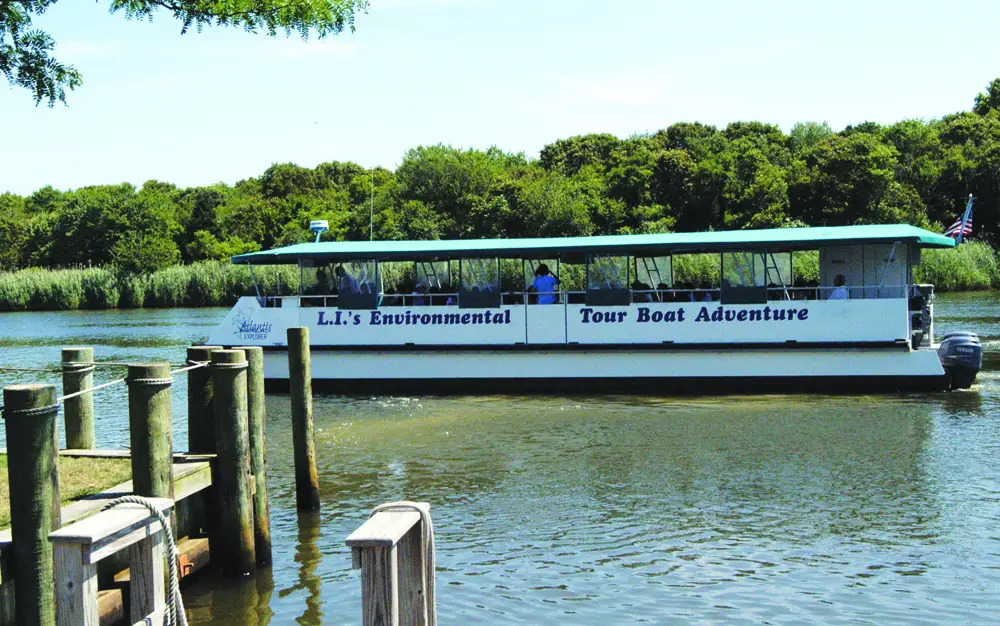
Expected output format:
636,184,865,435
973,78,1000,116
789,121,833,154
788,133,898,226
396,145,522,238
650,122,718,151
539,134,621,175
1,0,368,106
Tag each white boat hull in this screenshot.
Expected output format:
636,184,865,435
257,346,950,393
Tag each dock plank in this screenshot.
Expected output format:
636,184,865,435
0,459,212,550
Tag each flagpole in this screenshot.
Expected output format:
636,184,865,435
956,194,973,245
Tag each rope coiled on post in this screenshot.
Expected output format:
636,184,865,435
0,404,59,418
101,496,187,626
370,501,437,626
126,377,174,386
210,362,249,370
61,362,96,374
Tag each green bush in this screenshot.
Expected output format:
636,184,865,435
915,241,1000,290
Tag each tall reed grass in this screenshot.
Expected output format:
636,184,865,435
914,241,1000,291
0,244,995,312
0,262,300,311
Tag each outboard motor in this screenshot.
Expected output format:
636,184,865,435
938,332,983,389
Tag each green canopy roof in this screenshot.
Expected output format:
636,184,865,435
232,224,956,265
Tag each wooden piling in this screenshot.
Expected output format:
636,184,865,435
210,349,256,575
2,384,60,626
126,363,174,499
62,346,96,450
235,345,272,566
288,327,320,511
186,345,222,454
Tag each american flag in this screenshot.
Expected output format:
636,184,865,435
944,195,974,244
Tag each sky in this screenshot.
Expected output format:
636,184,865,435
2,0,999,195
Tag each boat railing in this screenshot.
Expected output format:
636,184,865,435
255,284,926,308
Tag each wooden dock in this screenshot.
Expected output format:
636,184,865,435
0,451,214,625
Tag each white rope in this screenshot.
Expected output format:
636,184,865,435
57,377,126,402
370,501,437,626
102,496,187,626
169,362,208,375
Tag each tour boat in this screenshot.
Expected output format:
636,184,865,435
207,224,983,393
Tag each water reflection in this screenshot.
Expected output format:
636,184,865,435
276,511,323,625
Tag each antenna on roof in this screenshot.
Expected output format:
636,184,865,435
310,220,329,243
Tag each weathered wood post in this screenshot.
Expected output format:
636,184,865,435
61,346,96,450
235,345,272,566
288,327,320,511
185,345,222,556
2,384,60,626
210,349,256,575
126,363,174,500
346,502,436,626
186,345,222,454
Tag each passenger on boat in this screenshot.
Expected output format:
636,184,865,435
411,282,429,306
310,269,333,295
697,281,714,302
531,264,559,304
828,275,849,300
632,281,653,303
656,282,670,302
676,281,695,302
335,266,360,295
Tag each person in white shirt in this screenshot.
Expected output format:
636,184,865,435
828,274,849,300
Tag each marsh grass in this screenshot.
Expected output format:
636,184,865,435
0,262,299,311
914,241,1000,291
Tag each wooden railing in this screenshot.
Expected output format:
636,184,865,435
346,502,435,626
49,498,173,626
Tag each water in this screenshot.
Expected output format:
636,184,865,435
1,293,998,623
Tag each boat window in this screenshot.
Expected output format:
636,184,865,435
721,251,767,304
791,250,819,300
586,255,630,306
671,253,720,303
500,259,523,305
416,260,456,306
632,256,670,303
333,260,378,309
459,258,501,308
764,251,792,290
524,258,560,305
374,261,410,307
300,259,337,307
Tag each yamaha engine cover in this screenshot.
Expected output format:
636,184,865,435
938,332,983,390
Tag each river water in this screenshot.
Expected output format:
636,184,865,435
1,292,998,623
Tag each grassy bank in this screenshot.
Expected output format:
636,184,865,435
0,262,300,311
0,243,996,312
0,455,132,528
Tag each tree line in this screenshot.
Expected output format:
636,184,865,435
3,79,1000,276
